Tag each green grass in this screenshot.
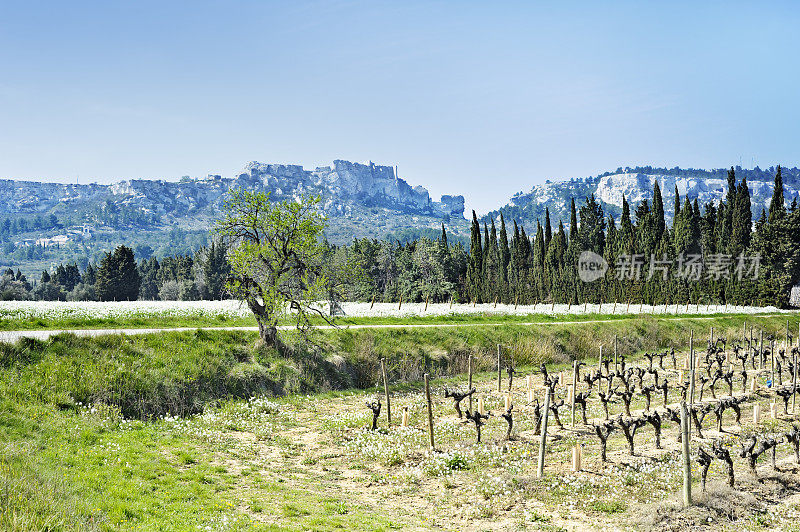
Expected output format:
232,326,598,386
0,313,257,331
1,313,799,530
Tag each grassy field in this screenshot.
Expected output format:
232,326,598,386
2,315,800,530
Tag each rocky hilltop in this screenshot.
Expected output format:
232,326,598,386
485,166,800,228
0,159,464,222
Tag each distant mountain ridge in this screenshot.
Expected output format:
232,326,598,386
484,165,800,228
0,159,464,220
2,161,799,278
0,159,467,245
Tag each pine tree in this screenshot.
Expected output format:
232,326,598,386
96,245,140,301
203,240,230,299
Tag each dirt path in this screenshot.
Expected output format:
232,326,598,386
0,313,792,343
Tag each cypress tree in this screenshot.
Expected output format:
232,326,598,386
486,219,501,301
674,185,681,218
769,165,786,223
569,198,578,239
722,167,736,245
544,207,552,251
533,221,546,298
499,214,510,286
730,176,752,256
652,179,665,242
619,195,634,254
466,211,483,302
691,198,703,255
701,202,717,255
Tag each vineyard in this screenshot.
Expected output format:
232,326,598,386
4,316,800,530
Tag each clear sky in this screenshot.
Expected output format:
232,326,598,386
1,1,798,214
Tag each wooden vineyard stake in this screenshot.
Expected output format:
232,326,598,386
528,389,535,402
614,335,618,371
398,295,402,311
424,295,429,312
381,358,391,425
424,373,435,451
598,345,603,374
468,354,474,413
788,320,791,349
571,444,582,472
751,374,758,392
571,360,578,427
627,299,631,313
771,402,778,420
753,403,761,424
598,301,602,313
450,296,453,309
526,374,533,390
759,329,764,370
497,344,502,393
494,296,498,308
794,348,798,414
401,406,409,427
689,330,696,405
771,339,776,388
680,401,692,507
478,395,485,416
370,294,376,309
537,387,552,478
504,394,511,412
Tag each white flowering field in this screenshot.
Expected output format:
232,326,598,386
0,299,787,332
0,299,253,323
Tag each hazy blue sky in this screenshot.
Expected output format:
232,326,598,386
1,1,798,213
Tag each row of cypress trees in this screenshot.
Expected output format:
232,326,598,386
464,166,799,307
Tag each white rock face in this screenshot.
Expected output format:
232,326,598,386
595,173,729,211
592,172,796,219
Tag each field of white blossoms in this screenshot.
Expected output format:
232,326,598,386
0,299,787,327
